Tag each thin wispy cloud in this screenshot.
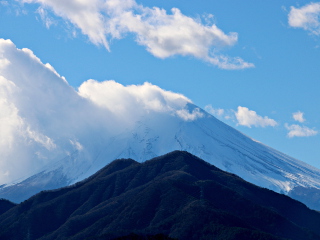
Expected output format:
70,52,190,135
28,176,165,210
36,6,56,29
176,108,204,121
0,1,8,6
19,0,254,69
285,124,318,138
288,2,320,35
204,104,233,120
204,105,225,117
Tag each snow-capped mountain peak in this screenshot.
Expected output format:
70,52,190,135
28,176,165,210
1,39,320,209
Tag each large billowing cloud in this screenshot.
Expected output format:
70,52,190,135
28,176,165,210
18,0,253,69
0,38,104,184
79,80,187,117
288,2,320,35
0,38,201,185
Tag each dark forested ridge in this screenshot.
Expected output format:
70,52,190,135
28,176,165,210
0,151,320,240
0,198,16,215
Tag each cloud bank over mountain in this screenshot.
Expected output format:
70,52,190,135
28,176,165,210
1,37,319,202
0,38,202,185
18,0,254,69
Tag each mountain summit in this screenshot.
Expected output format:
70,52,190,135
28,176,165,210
1,39,320,209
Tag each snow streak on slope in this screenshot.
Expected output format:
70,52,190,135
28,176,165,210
1,38,320,205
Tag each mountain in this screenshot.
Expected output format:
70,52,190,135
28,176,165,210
1,39,320,210
2,103,320,210
0,199,16,215
0,151,320,240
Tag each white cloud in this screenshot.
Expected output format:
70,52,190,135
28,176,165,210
21,0,110,49
204,104,225,117
176,108,203,121
0,98,23,152
235,106,278,128
0,38,103,184
78,79,203,122
285,124,318,138
36,6,56,29
0,75,24,154
25,126,56,150
292,111,306,123
19,0,253,69
0,38,204,184
0,58,10,69
0,1,8,6
70,140,83,151
288,2,320,35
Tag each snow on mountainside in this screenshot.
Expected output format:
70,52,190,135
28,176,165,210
81,105,320,195
1,39,320,209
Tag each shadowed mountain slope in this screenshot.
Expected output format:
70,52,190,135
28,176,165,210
0,199,16,215
0,151,320,240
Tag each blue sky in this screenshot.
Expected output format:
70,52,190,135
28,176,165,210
1,0,320,168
